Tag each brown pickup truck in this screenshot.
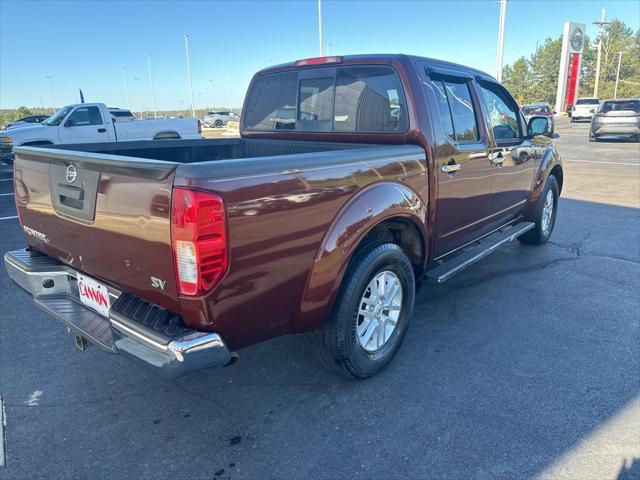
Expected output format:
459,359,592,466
5,54,563,378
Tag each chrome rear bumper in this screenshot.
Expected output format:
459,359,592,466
4,249,232,376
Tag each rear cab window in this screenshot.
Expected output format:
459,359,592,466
244,65,409,133
575,98,600,105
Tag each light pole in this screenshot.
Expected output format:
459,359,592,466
318,0,323,56
147,54,158,118
226,70,232,110
45,75,56,111
134,77,143,119
593,8,610,98
613,52,623,99
495,0,508,82
184,34,196,118
122,67,131,110
209,79,215,111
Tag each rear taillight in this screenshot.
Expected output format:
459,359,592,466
171,188,227,296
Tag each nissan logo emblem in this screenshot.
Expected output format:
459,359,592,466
65,164,77,183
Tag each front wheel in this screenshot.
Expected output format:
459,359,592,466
315,242,415,378
519,175,559,245
214,120,224,128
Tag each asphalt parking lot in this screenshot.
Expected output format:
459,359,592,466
0,118,638,480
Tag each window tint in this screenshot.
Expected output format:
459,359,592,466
67,106,102,126
244,66,408,133
440,78,479,142
298,77,333,130
478,83,521,141
431,80,454,139
599,100,640,113
576,98,599,105
110,110,135,118
245,72,297,130
334,66,407,132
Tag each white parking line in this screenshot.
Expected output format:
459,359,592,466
565,159,639,166
0,394,5,467
0,193,13,196
0,178,13,182
0,216,18,221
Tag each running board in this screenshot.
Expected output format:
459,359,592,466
425,222,535,283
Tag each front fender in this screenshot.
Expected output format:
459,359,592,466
294,181,427,333
524,142,563,218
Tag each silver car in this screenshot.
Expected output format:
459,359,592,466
203,111,240,128
589,98,640,142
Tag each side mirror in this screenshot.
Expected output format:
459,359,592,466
527,116,549,137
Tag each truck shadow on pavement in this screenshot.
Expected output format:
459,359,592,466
0,197,638,479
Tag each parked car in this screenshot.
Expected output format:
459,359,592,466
522,102,555,136
589,98,640,142
4,54,562,379
203,110,240,128
571,97,600,122
0,103,202,164
4,115,50,130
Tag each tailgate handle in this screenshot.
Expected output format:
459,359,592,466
58,183,85,209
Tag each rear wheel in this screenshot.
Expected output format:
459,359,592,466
519,175,559,245
315,242,415,378
214,120,223,128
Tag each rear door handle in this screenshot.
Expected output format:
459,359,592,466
97,128,106,133
441,163,461,173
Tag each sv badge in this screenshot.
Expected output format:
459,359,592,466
151,276,166,291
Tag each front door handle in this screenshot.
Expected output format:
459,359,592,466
97,128,106,133
441,163,461,173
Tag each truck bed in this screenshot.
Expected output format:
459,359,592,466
13,138,426,348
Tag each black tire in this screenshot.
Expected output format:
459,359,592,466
315,242,415,379
519,175,559,245
214,120,224,128
570,117,575,123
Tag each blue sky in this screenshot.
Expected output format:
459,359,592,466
1,0,638,110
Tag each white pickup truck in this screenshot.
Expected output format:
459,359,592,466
1,103,202,164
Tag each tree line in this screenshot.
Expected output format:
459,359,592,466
502,18,639,107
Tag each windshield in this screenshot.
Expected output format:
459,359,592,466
42,106,73,126
575,98,599,105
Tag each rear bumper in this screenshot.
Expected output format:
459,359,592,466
591,123,640,136
4,249,232,376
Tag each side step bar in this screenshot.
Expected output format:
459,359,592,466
425,222,534,283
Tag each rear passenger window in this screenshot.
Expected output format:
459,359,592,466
431,77,479,142
432,80,454,139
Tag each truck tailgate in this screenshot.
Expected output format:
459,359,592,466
12,146,181,313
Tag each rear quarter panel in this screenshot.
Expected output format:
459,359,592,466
174,146,428,350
